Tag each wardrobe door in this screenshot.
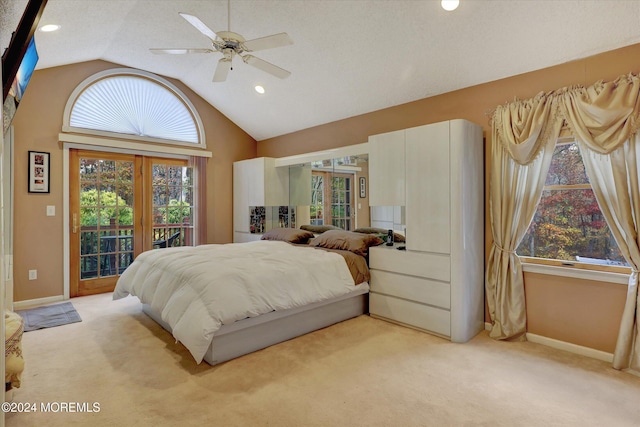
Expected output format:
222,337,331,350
233,161,251,233
368,129,405,206
405,122,450,253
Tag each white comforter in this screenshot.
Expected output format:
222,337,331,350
113,240,363,363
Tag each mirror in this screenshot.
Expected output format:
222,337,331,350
288,154,370,231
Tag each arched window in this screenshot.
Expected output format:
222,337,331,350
63,68,205,147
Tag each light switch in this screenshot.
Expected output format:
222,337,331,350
46,205,55,216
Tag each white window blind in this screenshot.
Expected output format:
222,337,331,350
69,75,199,144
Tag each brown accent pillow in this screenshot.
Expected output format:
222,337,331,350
300,224,343,234
261,228,315,244
309,230,383,257
353,227,406,243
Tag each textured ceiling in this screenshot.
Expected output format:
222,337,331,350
3,0,640,141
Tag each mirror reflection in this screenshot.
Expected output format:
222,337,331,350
290,154,370,231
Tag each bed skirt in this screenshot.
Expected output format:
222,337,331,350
143,286,369,365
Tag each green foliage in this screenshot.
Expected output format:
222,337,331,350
80,189,132,226
158,199,191,225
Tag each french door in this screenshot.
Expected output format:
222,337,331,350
310,171,355,230
69,151,142,296
70,150,194,297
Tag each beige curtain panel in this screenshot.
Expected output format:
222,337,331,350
488,73,640,373
488,93,562,341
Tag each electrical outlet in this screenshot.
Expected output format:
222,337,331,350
28,270,37,280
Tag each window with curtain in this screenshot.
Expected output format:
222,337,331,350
516,140,628,269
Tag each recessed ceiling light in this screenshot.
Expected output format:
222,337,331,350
40,24,61,32
441,0,459,11
254,85,265,94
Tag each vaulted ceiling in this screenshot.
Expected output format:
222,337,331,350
3,0,640,141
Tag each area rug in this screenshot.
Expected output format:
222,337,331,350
16,302,82,332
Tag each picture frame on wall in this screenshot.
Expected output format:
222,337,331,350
359,177,366,198
28,150,50,193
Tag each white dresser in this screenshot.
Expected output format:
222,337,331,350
368,119,484,343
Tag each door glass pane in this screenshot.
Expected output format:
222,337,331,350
117,184,134,207
99,160,116,181
117,161,133,183
100,234,115,253
153,185,167,206
153,207,166,225
80,256,98,279
167,166,183,186
79,156,137,281
151,161,194,248
183,187,194,205
80,183,97,205
80,159,98,181
100,254,115,277
80,231,98,256
99,183,117,206
153,164,167,184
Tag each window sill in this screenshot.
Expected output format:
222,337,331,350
522,262,630,285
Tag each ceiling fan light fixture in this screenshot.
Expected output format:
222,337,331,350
441,0,459,11
40,24,61,32
254,85,265,94
153,11,292,83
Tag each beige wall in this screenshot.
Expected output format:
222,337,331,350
11,60,257,302
355,159,370,229
524,272,626,353
258,43,640,353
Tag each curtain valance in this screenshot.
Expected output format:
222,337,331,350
492,73,640,163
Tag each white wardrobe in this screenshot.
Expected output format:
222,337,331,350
233,157,289,243
368,119,484,343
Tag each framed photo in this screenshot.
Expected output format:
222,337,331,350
28,151,50,193
359,177,366,198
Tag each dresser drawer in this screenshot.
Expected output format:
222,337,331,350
370,270,450,309
369,247,450,281
370,293,451,337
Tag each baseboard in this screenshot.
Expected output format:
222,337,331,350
526,333,614,363
483,322,613,363
13,295,65,310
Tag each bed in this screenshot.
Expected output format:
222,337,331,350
113,229,382,365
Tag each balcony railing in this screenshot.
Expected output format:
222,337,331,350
79,224,192,279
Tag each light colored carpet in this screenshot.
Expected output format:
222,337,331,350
7,292,640,426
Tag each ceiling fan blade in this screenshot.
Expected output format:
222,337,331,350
242,55,291,79
150,48,214,54
242,33,293,52
179,12,218,42
213,58,232,82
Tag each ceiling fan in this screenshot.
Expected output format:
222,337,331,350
150,1,293,82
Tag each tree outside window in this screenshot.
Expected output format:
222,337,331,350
516,142,628,267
